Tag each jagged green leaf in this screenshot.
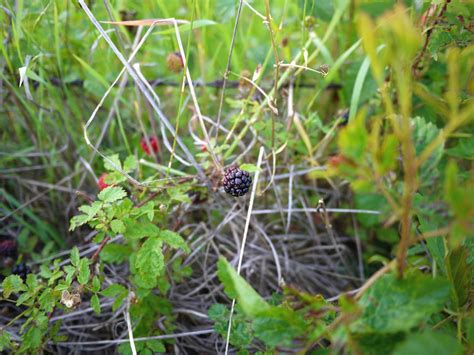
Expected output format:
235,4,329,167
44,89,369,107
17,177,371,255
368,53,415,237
104,154,122,171
2,275,27,298
354,273,450,333
98,186,127,203
217,257,270,317
445,245,472,309
393,331,463,355
412,116,443,185
101,243,131,264
77,259,90,285
123,218,160,240
159,230,189,253
135,237,165,289
253,307,306,348
91,294,101,315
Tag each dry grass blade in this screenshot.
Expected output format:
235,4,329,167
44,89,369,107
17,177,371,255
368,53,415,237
78,1,206,182
224,146,266,355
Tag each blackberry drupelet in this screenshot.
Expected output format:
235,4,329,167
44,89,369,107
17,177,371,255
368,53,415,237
223,167,252,197
0,239,17,259
12,263,31,280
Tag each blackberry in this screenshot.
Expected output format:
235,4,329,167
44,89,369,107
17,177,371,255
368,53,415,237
223,167,252,197
12,263,31,281
0,239,17,259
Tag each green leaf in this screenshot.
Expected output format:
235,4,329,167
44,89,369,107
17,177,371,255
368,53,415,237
64,265,76,285
123,155,138,172
167,187,191,203
16,292,33,306
217,257,270,317
104,154,122,171
70,247,80,267
91,294,101,315
444,161,474,245
101,243,131,264
78,201,102,219
413,117,443,185
146,340,166,352
446,138,474,160
38,288,55,313
92,276,101,293
354,273,450,333
0,332,11,351
445,245,472,309
444,161,473,219
239,164,260,173
54,283,69,292
39,264,52,279
208,303,254,348
98,186,127,203
2,275,26,298
354,193,385,227
123,218,160,240
48,270,64,286
467,313,474,345
22,326,43,351
105,171,127,184
26,274,39,290
208,303,229,322
110,219,126,234
416,205,446,273
354,332,405,354
69,214,91,231
159,230,190,253
102,284,127,297
393,331,463,355
253,307,306,348
131,201,155,221
135,237,165,289
101,285,128,311
77,259,90,285
338,115,368,161
377,134,398,174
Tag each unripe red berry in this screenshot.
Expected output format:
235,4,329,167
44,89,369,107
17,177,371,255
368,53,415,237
140,136,159,155
328,155,345,168
97,173,110,191
328,155,353,169
166,52,184,73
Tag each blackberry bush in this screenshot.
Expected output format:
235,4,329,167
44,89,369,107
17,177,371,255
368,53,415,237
223,167,252,197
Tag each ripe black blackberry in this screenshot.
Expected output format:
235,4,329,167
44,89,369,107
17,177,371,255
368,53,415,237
0,239,17,259
12,263,31,281
223,167,252,197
